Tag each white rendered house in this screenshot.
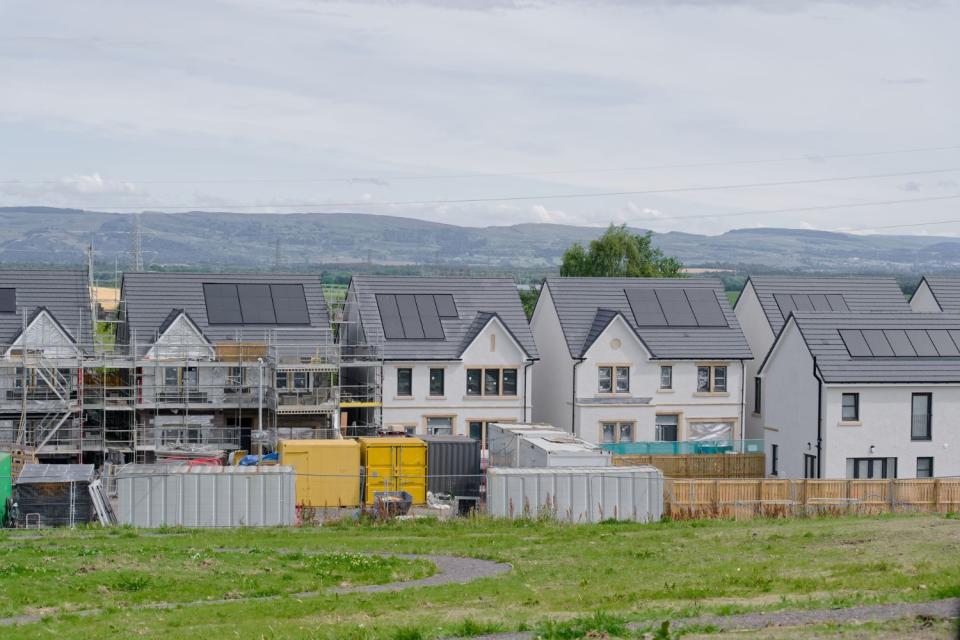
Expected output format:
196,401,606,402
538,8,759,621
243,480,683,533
341,276,538,446
734,276,909,442
530,277,752,447
759,312,960,479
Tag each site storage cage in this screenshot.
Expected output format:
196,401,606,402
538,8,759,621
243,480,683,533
359,437,427,505
116,465,296,528
418,435,482,497
486,466,663,523
0,452,11,525
14,464,98,527
279,439,362,508
487,423,611,468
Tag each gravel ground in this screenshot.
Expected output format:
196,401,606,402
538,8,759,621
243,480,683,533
0,553,511,627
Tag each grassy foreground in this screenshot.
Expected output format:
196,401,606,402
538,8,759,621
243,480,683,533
1,514,958,639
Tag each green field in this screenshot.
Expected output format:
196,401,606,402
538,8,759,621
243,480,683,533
1,514,958,639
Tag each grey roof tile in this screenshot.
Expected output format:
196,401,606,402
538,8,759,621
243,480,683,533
348,276,537,361
0,269,92,350
120,272,330,352
746,276,909,335
545,277,752,360
916,276,960,312
789,311,960,383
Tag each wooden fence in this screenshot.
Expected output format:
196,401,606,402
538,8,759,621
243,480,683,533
613,453,765,478
664,478,960,519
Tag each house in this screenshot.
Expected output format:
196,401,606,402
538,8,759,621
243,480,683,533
0,270,94,459
340,276,538,446
759,312,960,479
120,272,340,457
734,276,909,441
530,277,752,447
910,276,960,312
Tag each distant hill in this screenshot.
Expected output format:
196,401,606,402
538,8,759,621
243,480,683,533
1,206,959,275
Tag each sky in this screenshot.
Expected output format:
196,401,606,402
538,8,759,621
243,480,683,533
1,0,958,235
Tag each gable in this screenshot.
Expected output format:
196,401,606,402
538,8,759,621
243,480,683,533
580,313,651,361
145,312,214,360
460,315,529,363
4,309,79,359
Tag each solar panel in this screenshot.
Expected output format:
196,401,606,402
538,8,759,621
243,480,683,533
655,289,697,326
685,288,728,327
839,329,872,356
625,289,666,326
237,284,276,324
395,294,425,339
808,294,832,311
861,329,894,356
375,294,405,339
203,283,242,324
904,329,937,357
773,293,797,318
791,294,815,312
415,294,445,339
826,294,849,311
928,330,960,356
434,294,458,318
883,329,916,357
271,284,310,325
0,288,15,313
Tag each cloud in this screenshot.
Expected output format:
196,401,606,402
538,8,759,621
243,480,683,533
901,181,922,192
0,173,143,200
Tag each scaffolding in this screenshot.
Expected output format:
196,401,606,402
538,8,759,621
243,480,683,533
0,302,383,466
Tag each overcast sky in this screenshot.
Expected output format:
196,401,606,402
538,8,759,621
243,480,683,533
1,0,958,235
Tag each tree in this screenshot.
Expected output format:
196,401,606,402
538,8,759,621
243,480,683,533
560,224,682,278
518,286,540,320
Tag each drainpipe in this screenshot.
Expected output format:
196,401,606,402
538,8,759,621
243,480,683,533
522,360,533,423
571,358,584,436
813,356,823,479
257,357,264,461
739,360,746,454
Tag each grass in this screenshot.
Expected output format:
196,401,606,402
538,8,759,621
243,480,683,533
0,514,958,639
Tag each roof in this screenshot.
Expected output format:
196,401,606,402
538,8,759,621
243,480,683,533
17,463,96,484
782,312,960,383
744,276,909,335
544,277,752,360
348,276,538,361
0,269,92,350
120,272,331,351
915,276,960,312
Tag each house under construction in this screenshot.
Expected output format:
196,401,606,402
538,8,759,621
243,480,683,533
0,269,382,469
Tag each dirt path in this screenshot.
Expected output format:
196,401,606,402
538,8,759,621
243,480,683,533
0,553,511,627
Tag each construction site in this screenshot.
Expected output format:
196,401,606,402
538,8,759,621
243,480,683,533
0,263,384,475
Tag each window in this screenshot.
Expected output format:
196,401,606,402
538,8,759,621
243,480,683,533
429,368,444,396
841,393,859,422
660,365,673,390
466,368,518,397
655,415,678,442
911,393,932,440
753,376,762,414
468,421,484,441
601,422,634,443
916,457,934,479
397,368,412,397
847,457,897,479
426,416,453,436
804,454,817,479
182,367,199,390
226,366,243,387
599,366,629,393
697,365,728,393
275,371,288,388
770,444,778,476
164,367,179,387
293,371,308,389
466,369,482,396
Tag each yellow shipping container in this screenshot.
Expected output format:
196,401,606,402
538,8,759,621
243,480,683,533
359,437,427,505
279,439,361,508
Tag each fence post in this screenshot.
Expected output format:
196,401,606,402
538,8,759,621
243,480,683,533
888,479,895,514
933,479,941,513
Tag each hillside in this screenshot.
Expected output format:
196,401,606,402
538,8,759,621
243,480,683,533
2,207,959,275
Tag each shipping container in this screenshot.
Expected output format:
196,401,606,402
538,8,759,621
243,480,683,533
486,466,663,523
116,465,296,528
359,437,427,505
14,464,98,527
0,452,10,525
487,423,611,468
418,435,481,497
279,439,361,508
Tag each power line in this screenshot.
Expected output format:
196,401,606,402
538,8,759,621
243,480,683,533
44,166,960,210
1,144,958,186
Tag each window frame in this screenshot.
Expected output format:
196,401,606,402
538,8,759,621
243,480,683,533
911,392,932,441
428,367,445,397
466,367,519,398
848,457,898,479
753,376,762,414
770,443,779,476
804,453,817,479
598,365,630,394
654,414,679,442
916,456,934,479
841,392,860,422
696,364,729,394
599,421,635,444
660,365,673,391
275,370,289,389
396,367,413,397
425,415,455,436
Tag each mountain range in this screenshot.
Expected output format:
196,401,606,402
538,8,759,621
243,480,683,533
2,206,959,276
